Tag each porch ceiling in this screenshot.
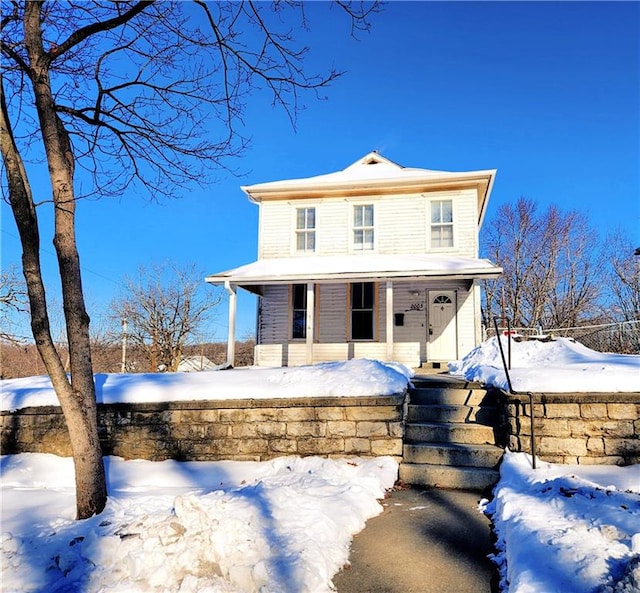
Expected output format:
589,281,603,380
205,254,502,294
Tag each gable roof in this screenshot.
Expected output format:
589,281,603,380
241,151,497,227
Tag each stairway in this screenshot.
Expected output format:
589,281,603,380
399,375,505,491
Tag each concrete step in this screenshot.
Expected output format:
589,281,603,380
410,387,496,407
405,422,498,445
403,442,504,468
399,463,499,491
407,404,499,425
411,375,485,390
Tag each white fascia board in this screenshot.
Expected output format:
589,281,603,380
205,267,503,287
242,169,497,203
477,169,497,228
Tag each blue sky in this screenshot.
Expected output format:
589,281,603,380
2,1,638,342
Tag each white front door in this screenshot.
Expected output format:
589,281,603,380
428,291,457,361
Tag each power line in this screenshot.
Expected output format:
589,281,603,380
2,229,123,287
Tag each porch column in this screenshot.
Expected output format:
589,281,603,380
224,281,236,367
306,283,315,365
306,283,316,364
386,280,394,361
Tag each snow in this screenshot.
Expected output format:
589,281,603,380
0,454,398,593
2,344,639,592
449,336,640,393
206,253,501,285
245,159,452,188
3,452,638,593
0,358,412,412
240,152,494,193
484,451,640,593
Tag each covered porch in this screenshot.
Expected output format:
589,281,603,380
205,254,502,368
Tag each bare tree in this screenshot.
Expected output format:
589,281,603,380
111,264,222,372
1,1,379,518
0,266,28,378
482,197,604,329
0,266,27,343
603,230,640,323
89,315,122,374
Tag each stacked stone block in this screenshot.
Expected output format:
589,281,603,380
1,394,406,462
502,392,640,465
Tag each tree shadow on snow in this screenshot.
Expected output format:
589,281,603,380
235,481,301,593
486,471,640,593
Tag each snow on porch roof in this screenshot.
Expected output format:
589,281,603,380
205,254,502,291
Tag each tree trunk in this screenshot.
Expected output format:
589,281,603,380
1,2,108,519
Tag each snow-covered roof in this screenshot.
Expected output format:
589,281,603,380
241,151,497,226
176,356,219,372
206,254,502,292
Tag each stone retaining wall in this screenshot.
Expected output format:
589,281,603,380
502,391,640,465
0,394,406,462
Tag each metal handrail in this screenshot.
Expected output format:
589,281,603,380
493,316,537,469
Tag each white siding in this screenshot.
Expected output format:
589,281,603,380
448,188,479,257
311,343,349,363
255,279,478,367
257,285,289,344
317,284,347,342
254,179,483,367
254,344,283,367
259,202,292,259
454,286,476,358
318,200,349,256
376,195,426,255
258,188,480,259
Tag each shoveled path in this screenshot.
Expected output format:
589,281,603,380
333,487,498,593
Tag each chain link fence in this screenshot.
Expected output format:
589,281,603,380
486,320,640,354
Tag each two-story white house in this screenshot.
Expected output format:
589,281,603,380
206,152,502,369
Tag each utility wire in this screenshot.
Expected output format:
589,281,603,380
2,229,123,287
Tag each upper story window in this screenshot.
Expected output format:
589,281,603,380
430,199,454,248
296,207,316,252
353,204,374,251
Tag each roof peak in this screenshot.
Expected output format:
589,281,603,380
345,151,403,170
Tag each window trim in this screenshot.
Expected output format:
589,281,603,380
352,203,375,252
295,207,316,253
429,198,455,250
348,282,377,341
291,283,307,340
289,284,318,341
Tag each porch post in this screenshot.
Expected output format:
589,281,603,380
224,281,236,367
386,280,394,361
306,283,315,365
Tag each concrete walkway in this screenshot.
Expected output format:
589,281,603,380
333,487,498,593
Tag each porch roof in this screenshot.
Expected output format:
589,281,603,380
205,254,502,293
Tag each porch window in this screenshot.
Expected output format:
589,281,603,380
353,204,374,251
430,200,454,248
296,207,316,252
291,284,308,339
350,282,375,340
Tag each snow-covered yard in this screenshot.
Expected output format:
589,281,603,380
449,335,640,393
485,452,640,593
0,454,397,593
1,340,639,592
